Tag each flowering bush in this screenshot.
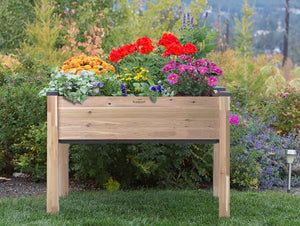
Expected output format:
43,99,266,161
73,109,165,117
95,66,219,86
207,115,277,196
230,105,300,190
161,55,223,96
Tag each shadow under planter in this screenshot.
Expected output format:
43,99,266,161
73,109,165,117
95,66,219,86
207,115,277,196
46,88,231,218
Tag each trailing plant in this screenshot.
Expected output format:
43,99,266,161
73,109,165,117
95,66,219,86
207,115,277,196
39,69,119,104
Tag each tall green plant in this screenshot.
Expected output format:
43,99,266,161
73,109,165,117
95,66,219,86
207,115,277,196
22,0,63,67
234,0,254,57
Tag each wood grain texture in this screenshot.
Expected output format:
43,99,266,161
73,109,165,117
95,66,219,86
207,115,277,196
47,95,59,214
213,143,220,197
59,143,69,197
218,96,230,218
57,96,220,140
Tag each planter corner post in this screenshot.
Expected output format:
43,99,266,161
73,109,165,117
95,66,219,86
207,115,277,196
47,91,59,214
218,95,230,218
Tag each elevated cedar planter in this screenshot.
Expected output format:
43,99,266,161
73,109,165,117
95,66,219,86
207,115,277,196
46,88,231,218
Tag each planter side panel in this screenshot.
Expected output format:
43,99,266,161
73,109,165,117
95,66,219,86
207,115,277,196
58,97,220,140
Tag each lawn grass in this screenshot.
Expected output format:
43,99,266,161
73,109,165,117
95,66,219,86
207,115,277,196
0,189,299,225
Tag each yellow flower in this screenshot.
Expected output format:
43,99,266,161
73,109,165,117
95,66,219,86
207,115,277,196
124,68,127,70
142,76,148,80
126,78,132,81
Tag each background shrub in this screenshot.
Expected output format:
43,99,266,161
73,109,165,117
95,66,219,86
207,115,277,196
230,104,300,189
70,143,213,189
0,58,50,176
13,122,47,181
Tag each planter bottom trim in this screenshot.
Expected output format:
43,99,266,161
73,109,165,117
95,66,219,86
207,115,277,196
59,139,219,144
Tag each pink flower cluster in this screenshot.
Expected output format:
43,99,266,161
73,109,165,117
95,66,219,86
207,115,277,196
229,115,240,125
162,55,223,87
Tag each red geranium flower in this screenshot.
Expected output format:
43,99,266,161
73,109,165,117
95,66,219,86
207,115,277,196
136,37,154,54
163,43,184,57
158,33,180,48
184,43,198,54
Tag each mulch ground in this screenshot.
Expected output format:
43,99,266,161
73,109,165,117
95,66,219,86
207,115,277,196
0,177,102,199
0,177,299,199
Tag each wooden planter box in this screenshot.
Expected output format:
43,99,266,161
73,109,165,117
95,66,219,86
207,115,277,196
46,89,230,218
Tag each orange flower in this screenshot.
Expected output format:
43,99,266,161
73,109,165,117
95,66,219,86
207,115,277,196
58,55,115,75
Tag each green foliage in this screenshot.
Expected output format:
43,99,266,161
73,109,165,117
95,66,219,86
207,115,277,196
137,0,182,39
178,14,216,59
258,88,300,135
40,70,120,103
234,0,254,57
22,0,64,67
13,122,47,181
0,0,34,53
70,143,213,189
264,68,287,96
0,57,50,176
230,132,260,190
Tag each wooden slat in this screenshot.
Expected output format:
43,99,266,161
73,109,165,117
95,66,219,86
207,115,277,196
58,96,219,108
59,143,69,197
57,97,219,140
218,96,230,218
47,95,59,214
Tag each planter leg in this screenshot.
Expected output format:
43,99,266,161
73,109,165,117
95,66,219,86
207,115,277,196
218,97,230,218
213,143,219,197
59,143,69,197
47,95,59,214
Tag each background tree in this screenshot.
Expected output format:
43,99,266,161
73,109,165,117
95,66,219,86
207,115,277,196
234,0,254,57
0,0,34,54
282,0,289,67
21,0,63,66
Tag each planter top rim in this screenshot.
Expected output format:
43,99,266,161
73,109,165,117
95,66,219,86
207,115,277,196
46,87,230,97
